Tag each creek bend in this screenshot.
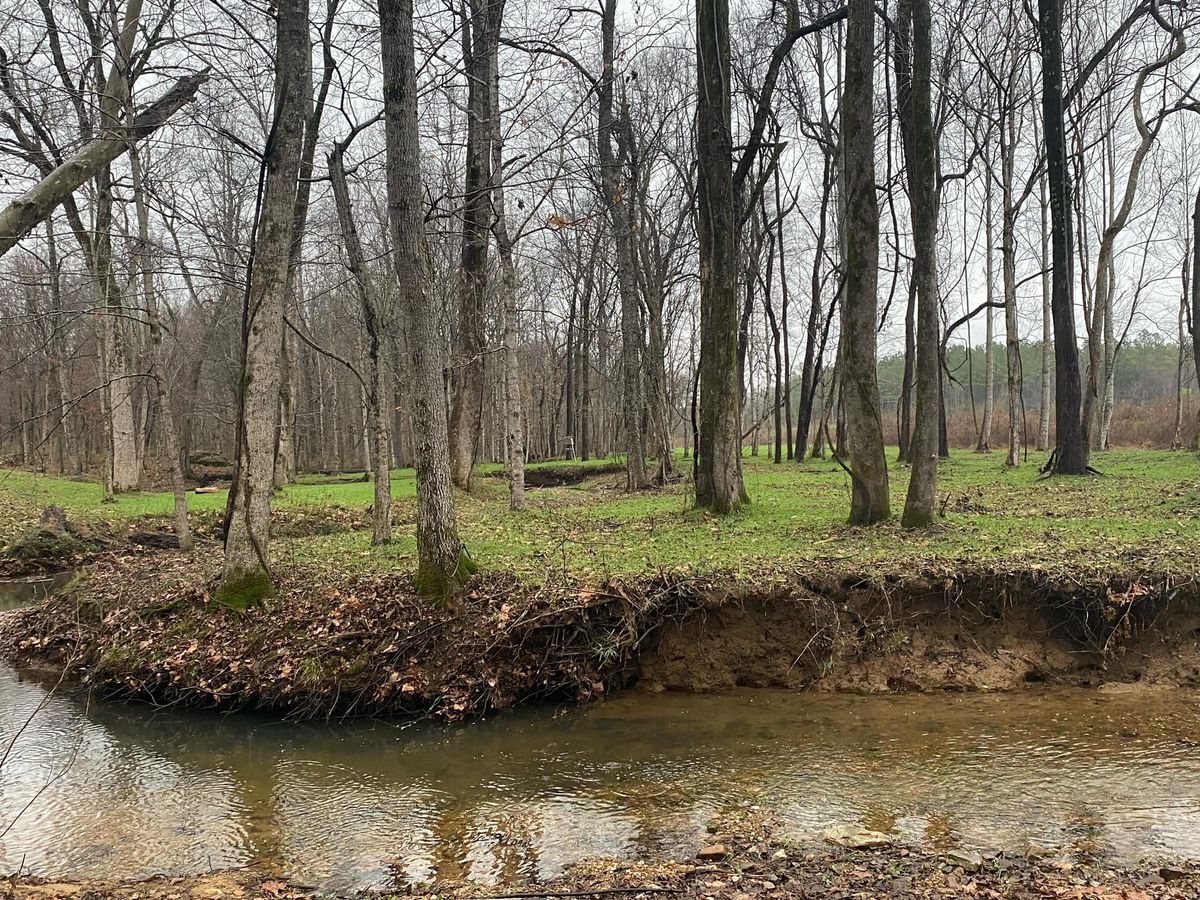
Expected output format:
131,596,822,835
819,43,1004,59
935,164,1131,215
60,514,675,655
2,655,1199,892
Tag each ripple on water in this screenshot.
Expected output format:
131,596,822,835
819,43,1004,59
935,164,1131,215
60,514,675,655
3,668,1200,890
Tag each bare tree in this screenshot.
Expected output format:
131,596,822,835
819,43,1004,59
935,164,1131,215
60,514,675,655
218,0,311,606
1193,180,1200,448
379,0,476,598
694,0,746,512
898,0,941,527
328,132,392,543
130,139,193,550
448,0,502,490
840,0,889,524
1082,3,1189,450
599,0,649,490
1038,0,1088,475
488,0,525,511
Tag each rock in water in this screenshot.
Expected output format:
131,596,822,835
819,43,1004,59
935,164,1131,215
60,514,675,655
822,825,894,849
697,844,729,861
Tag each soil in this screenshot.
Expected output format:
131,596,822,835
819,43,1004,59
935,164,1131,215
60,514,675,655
2,549,1199,722
488,462,628,488
0,871,305,900
6,814,1196,899
401,829,1200,900
640,576,1200,694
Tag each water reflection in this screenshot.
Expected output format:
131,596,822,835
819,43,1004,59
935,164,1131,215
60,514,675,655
0,573,74,611
2,663,1199,891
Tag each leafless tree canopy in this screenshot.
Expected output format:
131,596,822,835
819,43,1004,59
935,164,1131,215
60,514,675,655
1,0,1198,582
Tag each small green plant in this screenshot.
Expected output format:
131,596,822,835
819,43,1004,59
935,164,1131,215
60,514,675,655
299,657,324,683
594,637,621,667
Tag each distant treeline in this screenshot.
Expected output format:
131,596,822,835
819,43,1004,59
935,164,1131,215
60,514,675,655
874,332,1197,450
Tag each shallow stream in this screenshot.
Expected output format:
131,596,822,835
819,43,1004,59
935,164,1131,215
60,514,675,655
2,597,1200,891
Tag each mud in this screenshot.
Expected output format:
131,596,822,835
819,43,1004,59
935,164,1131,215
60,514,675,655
639,575,1200,694
400,807,1200,900
0,871,303,900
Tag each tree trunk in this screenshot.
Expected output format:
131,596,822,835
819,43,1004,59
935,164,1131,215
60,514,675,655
1174,248,1188,450
1193,182,1200,450
96,310,115,503
488,8,527,512
897,271,916,462
644,280,674,482
579,250,594,461
496,217,525,511
695,0,746,513
599,0,648,491
839,0,890,524
898,0,940,527
379,0,475,599
45,220,81,475
774,167,793,461
219,0,310,606
1038,0,1088,474
1001,115,1022,468
1038,150,1053,451
448,0,500,490
277,7,337,486
96,164,142,493
978,171,995,453
762,211,784,465
274,328,298,487
328,143,392,543
795,160,833,462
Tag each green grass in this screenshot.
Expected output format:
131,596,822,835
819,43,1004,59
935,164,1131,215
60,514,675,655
2,448,1197,581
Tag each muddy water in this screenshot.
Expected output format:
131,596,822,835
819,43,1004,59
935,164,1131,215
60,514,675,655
0,573,74,611
2,654,1200,890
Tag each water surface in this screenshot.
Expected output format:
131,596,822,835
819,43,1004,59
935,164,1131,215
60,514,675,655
2,629,1199,890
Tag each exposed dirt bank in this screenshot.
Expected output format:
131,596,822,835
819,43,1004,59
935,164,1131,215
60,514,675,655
2,548,1198,721
640,564,1200,693
487,460,628,487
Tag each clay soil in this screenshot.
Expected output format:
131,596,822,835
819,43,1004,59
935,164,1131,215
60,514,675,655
3,546,1199,723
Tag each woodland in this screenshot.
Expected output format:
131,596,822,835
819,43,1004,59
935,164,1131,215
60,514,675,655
2,0,1200,894
0,0,1197,600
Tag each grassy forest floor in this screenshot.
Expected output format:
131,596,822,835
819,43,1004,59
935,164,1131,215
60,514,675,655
1,447,1198,581
2,450,1200,897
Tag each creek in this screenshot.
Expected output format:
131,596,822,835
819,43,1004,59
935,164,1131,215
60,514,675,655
2,593,1199,891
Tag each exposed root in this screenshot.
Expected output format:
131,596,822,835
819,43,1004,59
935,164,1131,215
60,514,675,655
3,550,1198,722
